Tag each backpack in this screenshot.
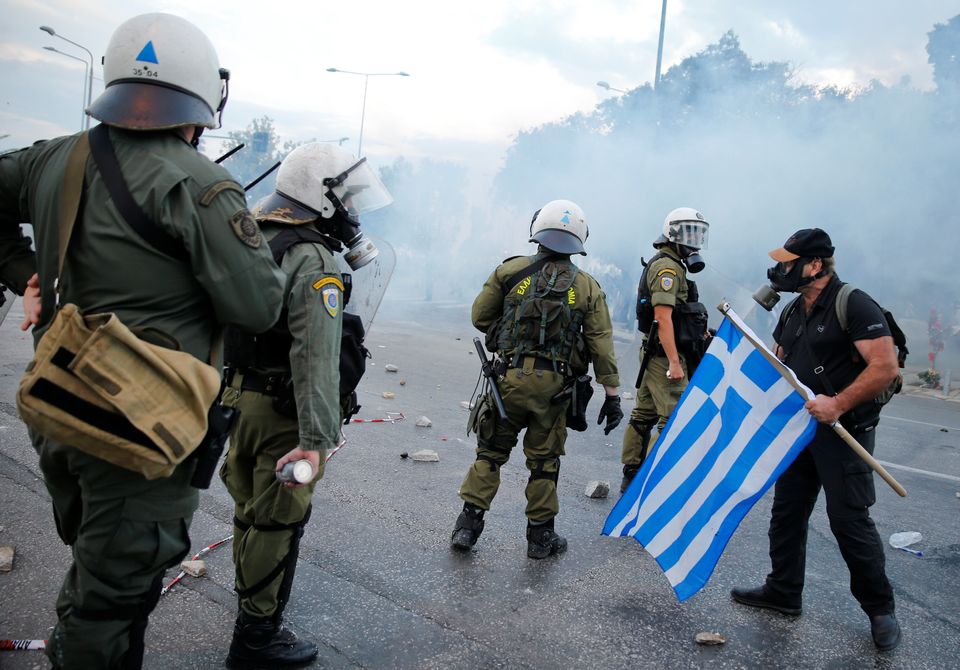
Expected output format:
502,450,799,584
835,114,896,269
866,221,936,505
834,284,908,406
489,256,585,370
782,283,908,413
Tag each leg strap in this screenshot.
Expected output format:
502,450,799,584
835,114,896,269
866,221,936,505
528,458,560,484
236,505,312,602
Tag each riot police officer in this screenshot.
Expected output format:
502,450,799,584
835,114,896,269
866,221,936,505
621,207,710,492
0,13,285,668
451,200,622,558
221,141,393,668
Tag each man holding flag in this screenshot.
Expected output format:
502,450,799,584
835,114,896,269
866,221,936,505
603,228,901,652
732,229,901,651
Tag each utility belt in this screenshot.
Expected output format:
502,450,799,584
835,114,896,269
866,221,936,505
226,367,298,419
225,367,288,397
505,355,569,376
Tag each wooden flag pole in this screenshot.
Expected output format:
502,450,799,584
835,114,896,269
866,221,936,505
718,302,907,497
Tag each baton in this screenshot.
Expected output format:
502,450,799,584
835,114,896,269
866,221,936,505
634,320,659,389
473,337,508,420
214,142,245,164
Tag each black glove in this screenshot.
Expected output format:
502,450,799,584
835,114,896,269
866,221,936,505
597,394,623,435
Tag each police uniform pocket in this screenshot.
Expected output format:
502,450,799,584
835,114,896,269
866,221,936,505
468,393,492,436
842,460,876,509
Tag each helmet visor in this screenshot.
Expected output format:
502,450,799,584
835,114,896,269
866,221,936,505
326,158,393,216
670,220,709,249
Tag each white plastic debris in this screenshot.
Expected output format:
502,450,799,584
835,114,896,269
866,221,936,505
621,391,634,400
411,449,440,462
180,560,207,578
415,416,433,427
382,391,396,399
0,545,15,572
584,481,610,499
695,632,725,645
385,364,399,373
889,531,924,556
460,401,473,410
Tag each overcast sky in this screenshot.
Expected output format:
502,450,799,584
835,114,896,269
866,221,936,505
1,0,956,170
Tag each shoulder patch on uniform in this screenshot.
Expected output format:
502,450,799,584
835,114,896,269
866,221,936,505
229,209,262,248
312,276,345,292
660,275,674,291
199,180,245,207
656,267,678,277
320,284,341,318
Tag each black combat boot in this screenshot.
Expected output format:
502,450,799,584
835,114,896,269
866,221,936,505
526,518,568,559
226,610,319,669
451,503,485,551
620,464,641,493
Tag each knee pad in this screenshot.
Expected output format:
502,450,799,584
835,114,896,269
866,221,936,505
528,457,560,485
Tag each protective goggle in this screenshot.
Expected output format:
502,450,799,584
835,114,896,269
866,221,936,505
669,220,709,249
323,157,393,216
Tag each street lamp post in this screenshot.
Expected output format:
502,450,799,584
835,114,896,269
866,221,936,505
40,25,94,130
43,46,88,130
326,68,409,157
654,0,668,90
596,81,627,94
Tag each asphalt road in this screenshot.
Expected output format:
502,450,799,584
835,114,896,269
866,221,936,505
1,298,958,669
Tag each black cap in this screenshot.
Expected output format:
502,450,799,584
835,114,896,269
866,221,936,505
769,228,834,262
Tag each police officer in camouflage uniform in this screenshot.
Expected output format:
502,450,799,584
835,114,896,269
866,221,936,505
621,207,710,492
220,141,393,668
0,13,285,669
451,200,623,558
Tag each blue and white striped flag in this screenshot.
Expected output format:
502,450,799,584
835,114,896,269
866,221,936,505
603,307,817,601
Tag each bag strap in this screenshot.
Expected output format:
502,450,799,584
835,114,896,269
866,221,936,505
835,283,855,331
57,132,91,291
88,124,189,263
502,253,564,294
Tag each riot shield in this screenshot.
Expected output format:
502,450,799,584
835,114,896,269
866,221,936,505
337,235,396,333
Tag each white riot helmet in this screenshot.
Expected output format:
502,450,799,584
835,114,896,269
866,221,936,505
660,207,709,250
529,199,588,255
88,13,229,130
253,142,394,269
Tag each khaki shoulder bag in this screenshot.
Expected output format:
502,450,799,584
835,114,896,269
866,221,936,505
16,130,222,479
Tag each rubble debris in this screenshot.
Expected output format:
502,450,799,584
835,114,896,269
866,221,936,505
621,391,634,400
180,560,207,578
382,391,396,399
399,379,407,386
400,452,409,459
411,449,440,462
385,364,399,373
415,416,433,427
695,632,725,646
584,481,610,499
460,401,473,410
940,427,949,432
0,545,14,572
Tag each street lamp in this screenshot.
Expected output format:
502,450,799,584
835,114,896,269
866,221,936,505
40,25,94,130
43,46,88,130
654,0,668,90
596,81,627,94
326,67,409,157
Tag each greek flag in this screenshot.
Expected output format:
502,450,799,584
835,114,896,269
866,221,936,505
603,307,817,601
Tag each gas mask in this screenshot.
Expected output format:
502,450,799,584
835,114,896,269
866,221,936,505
752,258,827,311
677,244,705,274
321,208,379,270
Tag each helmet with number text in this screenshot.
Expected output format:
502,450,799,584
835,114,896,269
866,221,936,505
88,13,229,130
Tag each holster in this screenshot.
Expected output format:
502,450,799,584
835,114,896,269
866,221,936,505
555,374,593,432
190,402,238,489
17,303,222,479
